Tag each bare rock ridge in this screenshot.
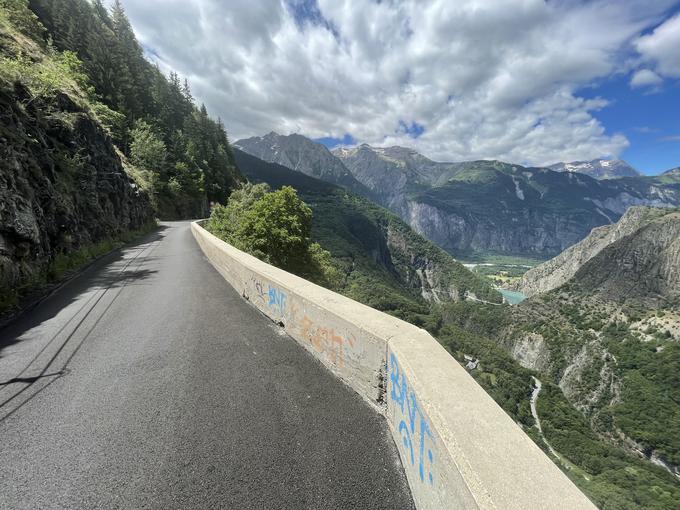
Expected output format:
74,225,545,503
234,132,373,198
549,159,641,180
570,209,680,305
515,206,676,297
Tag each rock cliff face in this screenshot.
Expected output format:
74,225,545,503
0,79,153,296
399,200,595,258
332,144,458,209
235,132,372,197
335,145,680,258
571,210,680,306
515,206,669,296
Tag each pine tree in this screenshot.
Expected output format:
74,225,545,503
27,0,242,219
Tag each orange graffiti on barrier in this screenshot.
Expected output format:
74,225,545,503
300,315,355,368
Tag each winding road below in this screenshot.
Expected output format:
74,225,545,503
0,222,414,509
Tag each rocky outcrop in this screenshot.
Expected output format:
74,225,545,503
332,144,458,209
572,210,680,305
388,225,473,303
516,207,660,296
235,132,372,197
516,207,680,300
0,79,153,296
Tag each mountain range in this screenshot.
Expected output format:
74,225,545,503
236,133,680,259
548,159,641,180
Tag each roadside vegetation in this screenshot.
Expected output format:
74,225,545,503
205,184,339,288
17,0,243,219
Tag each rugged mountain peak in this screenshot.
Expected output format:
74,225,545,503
516,206,679,299
662,167,680,178
333,143,462,209
234,132,370,196
548,159,640,180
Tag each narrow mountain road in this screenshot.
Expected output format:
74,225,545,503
0,222,414,510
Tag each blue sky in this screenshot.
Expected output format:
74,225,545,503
581,76,680,174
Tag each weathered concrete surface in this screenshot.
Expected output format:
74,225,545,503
193,222,596,510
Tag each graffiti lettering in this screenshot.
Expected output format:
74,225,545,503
300,315,355,368
389,352,435,485
249,277,267,305
267,285,287,314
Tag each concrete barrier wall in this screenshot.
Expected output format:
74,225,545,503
192,222,596,510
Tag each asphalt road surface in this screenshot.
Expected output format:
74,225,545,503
0,222,415,510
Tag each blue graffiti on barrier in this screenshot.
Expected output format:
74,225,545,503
389,351,435,485
267,285,287,314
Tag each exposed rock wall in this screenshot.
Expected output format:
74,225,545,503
0,79,153,294
400,200,594,258
516,207,679,298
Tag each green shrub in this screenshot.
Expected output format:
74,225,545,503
206,184,338,287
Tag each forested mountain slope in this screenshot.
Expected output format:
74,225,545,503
0,0,242,311
28,0,243,219
233,149,501,325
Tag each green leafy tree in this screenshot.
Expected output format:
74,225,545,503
130,120,166,176
206,184,338,286
234,186,312,269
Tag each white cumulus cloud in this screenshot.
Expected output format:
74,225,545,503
635,12,680,78
630,69,664,88
117,0,677,166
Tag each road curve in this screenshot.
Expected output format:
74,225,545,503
0,222,414,510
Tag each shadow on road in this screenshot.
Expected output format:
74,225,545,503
0,226,167,361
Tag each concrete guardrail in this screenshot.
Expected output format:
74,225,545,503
192,221,595,510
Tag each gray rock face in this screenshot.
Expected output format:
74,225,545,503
663,167,680,179
516,206,680,301
398,200,595,258
572,209,680,305
0,80,153,295
234,132,371,196
336,145,680,258
548,159,641,180
332,144,459,208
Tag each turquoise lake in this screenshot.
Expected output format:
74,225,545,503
499,289,527,305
